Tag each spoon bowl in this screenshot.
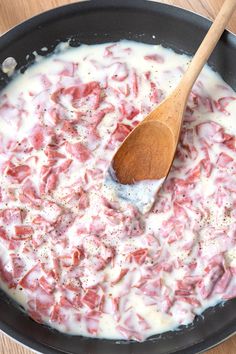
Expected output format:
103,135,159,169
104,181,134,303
112,120,175,184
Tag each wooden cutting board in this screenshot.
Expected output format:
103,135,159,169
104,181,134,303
0,1,236,353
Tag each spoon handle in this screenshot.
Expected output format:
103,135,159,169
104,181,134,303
180,0,236,95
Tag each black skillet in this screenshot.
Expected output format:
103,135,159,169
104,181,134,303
0,1,236,353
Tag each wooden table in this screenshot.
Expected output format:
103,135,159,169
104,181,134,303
0,0,236,353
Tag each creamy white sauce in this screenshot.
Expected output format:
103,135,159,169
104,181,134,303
105,169,165,214
0,40,235,341
1,57,17,76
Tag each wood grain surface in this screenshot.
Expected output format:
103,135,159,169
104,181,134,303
0,1,236,353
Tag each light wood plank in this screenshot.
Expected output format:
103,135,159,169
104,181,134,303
0,1,236,353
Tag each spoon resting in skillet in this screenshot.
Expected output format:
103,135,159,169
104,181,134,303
111,0,236,207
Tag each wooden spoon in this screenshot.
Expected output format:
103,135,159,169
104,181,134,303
112,0,236,185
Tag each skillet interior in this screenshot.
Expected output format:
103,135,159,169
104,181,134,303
0,1,236,353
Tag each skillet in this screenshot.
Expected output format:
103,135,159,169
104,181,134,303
0,1,236,353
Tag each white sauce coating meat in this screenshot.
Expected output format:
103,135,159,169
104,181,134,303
0,41,236,341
